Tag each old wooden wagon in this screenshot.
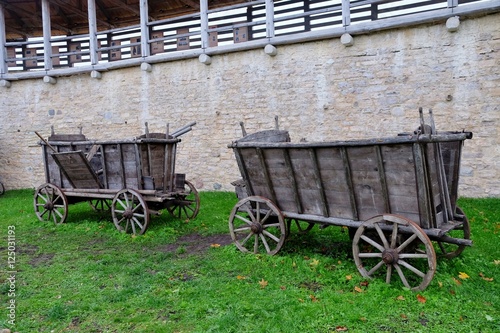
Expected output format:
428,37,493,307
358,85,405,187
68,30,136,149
34,122,199,235
228,110,472,291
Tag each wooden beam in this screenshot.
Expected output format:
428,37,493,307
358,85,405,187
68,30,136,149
140,0,149,57
41,0,52,69
200,0,209,49
180,0,200,10
48,0,114,30
0,4,7,74
0,0,71,35
265,0,274,38
87,0,99,65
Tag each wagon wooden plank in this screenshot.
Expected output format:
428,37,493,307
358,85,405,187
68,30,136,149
413,143,431,229
51,151,102,189
256,148,278,204
340,147,358,221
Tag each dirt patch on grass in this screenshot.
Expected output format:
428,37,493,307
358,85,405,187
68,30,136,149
155,233,233,256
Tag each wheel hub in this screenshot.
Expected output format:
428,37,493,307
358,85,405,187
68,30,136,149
382,249,399,264
44,202,54,210
123,208,134,219
250,222,263,234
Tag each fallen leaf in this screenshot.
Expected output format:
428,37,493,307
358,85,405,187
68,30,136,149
485,315,493,321
400,314,408,319
309,294,319,302
354,286,363,293
359,280,369,287
494,260,500,265
259,279,268,288
438,281,443,288
346,275,352,281
310,259,320,267
453,277,462,285
458,272,470,280
359,317,367,322
335,326,348,332
449,289,456,295
416,294,426,303
298,298,304,303
280,285,286,290
292,262,297,268
236,275,246,280
396,295,405,301
479,272,494,282
338,260,342,265
210,243,221,248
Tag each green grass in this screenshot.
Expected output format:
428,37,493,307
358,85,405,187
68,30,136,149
0,190,499,332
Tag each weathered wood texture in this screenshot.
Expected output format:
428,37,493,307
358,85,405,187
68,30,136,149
41,134,179,193
231,131,471,229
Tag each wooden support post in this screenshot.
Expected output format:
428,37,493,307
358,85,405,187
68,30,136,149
256,147,277,205
341,0,351,27
41,0,53,70
200,0,209,49
87,0,99,65
0,4,8,75
265,0,275,38
375,145,391,214
340,147,358,221
309,148,329,217
140,0,150,57
283,149,302,214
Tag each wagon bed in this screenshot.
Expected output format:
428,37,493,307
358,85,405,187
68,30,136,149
228,110,472,291
34,122,199,235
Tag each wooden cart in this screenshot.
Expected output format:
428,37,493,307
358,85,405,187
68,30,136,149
228,110,472,291
34,122,200,235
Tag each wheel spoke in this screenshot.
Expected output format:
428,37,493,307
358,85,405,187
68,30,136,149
253,234,259,254
358,252,383,258
234,214,253,225
386,264,393,284
360,234,385,252
234,225,252,233
390,223,398,249
398,259,426,278
36,193,48,203
262,230,280,243
394,264,410,289
239,232,254,246
396,233,418,252
367,260,385,276
374,223,389,248
398,253,429,259
260,234,272,253
132,217,144,231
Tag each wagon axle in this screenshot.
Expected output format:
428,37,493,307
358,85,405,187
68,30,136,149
382,249,399,265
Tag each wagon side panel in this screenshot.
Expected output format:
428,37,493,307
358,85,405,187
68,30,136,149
140,143,170,190
237,148,274,201
101,143,142,191
381,144,422,224
288,148,325,216
261,148,298,213
316,148,354,219
345,146,387,221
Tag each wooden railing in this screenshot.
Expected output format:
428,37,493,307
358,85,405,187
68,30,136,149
0,0,498,82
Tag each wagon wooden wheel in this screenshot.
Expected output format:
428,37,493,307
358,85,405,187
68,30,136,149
167,180,200,221
352,214,436,291
112,189,150,235
89,199,112,212
229,196,286,255
437,207,471,259
34,183,68,225
286,219,315,237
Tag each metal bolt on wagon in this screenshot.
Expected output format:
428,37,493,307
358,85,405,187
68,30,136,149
34,122,200,235
228,109,472,291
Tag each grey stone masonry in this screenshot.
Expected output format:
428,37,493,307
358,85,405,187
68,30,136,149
0,12,498,197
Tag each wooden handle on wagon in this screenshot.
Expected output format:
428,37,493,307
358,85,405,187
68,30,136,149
35,131,57,153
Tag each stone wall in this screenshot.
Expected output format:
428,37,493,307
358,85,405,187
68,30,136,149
0,12,498,197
